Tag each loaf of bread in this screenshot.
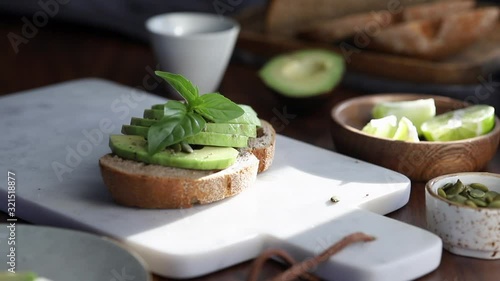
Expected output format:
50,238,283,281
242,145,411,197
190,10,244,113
369,7,499,59
279,0,497,59
265,0,435,35
298,11,396,42
297,0,476,44
401,0,475,21
99,120,276,209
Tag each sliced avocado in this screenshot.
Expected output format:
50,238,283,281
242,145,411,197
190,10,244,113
143,109,164,120
122,125,149,137
226,104,261,126
131,117,156,127
204,123,256,137
184,132,249,147
259,49,344,98
152,104,165,110
149,104,261,126
122,125,249,147
109,135,239,170
129,118,257,137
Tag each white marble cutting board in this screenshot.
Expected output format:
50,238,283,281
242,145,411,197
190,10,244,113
0,79,442,281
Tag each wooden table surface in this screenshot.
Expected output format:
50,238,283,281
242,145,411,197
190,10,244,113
1,16,500,281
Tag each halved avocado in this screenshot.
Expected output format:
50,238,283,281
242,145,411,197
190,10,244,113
259,49,344,98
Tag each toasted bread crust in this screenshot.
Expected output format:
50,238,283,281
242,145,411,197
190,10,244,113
99,119,276,209
250,120,276,173
100,152,258,209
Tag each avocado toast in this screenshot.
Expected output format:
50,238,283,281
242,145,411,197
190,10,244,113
99,72,276,208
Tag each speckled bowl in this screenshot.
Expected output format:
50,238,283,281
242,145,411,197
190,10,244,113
425,173,500,259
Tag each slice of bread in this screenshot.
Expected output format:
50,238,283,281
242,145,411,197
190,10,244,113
265,0,425,35
369,7,499,59
99,120,276,209
401,0,475,22
298,10,396,43
99,151,259,209
296,0,474,43
248,120,276,173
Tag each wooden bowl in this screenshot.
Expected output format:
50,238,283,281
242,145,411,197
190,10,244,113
330,94,500,182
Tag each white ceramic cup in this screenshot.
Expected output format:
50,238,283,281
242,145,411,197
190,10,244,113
145,12,240,95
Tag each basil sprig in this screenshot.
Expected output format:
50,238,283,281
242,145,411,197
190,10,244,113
147,71,244,155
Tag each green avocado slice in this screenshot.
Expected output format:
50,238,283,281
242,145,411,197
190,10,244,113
151,104,165,110
149,104,261,126
143,109,165,120
204,123,256,137
226,104,261,126
130,117,256,137
259,49,344,97
130,117,156,127
121,125,249,148
183,132,249,147
121,125,149,137
109,135,239,170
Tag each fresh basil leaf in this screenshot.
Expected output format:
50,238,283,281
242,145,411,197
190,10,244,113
194,93,244,123
147,108,205,155
155,71,199,105
146,72,245,155
163,100,186,116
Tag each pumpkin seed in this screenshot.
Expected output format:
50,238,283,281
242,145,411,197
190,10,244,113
180,141,193,153
485,191,499,203
470,198,488,207
449,194,468,204
488,200,500,208
447,180,465,195
468,188,486,199
170,143,182,152
438,179,500,208
441,182,454,191
469,183,489,192
437,188,447,198
464,200,477,208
